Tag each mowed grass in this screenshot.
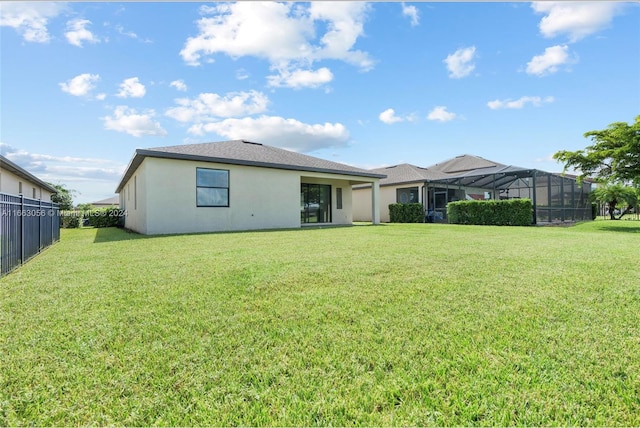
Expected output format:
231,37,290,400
1,222,639,426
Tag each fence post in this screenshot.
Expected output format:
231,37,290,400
20,194,25,264
39,198,43,251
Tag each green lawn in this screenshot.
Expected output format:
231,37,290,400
1,222,639,426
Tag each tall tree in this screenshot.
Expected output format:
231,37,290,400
553,115,640,184
49,183,75,210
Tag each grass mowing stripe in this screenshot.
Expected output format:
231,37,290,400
1,221,639,425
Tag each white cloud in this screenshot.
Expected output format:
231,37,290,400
0,143,125,187
59,73,100,97
444,46,476,79
267,67,333,89
236,69,250,80
308,2,373,69
103,106,167,137
1,142,127,204
114,24,152,43
0,2,65,43
169,80,188,92
180,2,373,77
115,24,136,39
165,90,269,123
116,77,146,98
180,2,312,66
378,108,418,124
526,45,574,76
402,3,419,27
487,96,555,110
188,115,350,152
65,18,100,47
427,106,457,122
532,2,625,42
379,108,404,124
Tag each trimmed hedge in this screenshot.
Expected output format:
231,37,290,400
60,211,81,228
85,208,124,228
389,203,424,223
447,199,533,226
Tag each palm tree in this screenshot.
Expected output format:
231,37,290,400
590,183,638,220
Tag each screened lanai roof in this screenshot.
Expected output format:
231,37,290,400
368,154,542,190
430,164,538,189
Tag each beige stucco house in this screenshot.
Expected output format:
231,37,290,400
115,140,385,235
0,154,57,200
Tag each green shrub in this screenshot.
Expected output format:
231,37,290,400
60,211,81,228
85,208,124,228
447,199,533,226
591,202,598,220
389,203,424,223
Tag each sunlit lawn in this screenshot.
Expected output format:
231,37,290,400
1,221,639,426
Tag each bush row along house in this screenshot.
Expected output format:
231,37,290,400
352,154,593,224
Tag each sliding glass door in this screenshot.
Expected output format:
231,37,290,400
301,183,331,224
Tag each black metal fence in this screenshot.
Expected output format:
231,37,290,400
1,192,60,277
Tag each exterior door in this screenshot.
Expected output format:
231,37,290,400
301,183,331,224
434,191,447,222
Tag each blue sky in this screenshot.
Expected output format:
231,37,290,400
1,1,638,204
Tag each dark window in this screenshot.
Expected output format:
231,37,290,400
397,187,419,204
301,183,331,223
197,168,229,207
336,188,343,209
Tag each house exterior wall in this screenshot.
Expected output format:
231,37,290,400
0,167,53,200
121,160,148,234
353,183,423,223
352,186,371,221
119,157,366,235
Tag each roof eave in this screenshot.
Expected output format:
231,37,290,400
115,150,145,193
0,155,58,194
115,149,385,193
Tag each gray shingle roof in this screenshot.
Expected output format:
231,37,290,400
116,140,385,192
362,155,533,188
367,163,445,186
425,154,504,174
91,195,120,206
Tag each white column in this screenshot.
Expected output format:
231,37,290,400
371,180,381,225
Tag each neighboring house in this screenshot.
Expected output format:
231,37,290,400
115,140,385,235
90,195,120,208
0,154,57,200
1,154,60,276
353,154,592,224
